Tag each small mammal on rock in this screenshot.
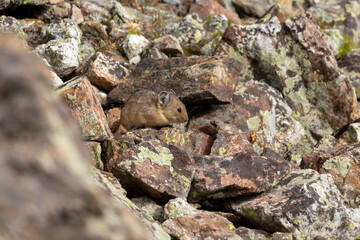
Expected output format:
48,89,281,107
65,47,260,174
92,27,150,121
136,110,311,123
120,90,189,130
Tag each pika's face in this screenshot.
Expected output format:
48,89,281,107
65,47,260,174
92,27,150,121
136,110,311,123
157,91,189,124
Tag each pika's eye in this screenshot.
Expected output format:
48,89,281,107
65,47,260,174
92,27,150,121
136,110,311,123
177,108,182,113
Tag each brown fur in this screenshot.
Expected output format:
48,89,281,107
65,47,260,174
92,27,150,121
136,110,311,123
120,90,188,130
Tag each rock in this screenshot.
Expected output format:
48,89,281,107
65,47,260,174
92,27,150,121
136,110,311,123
37,1,72,21
92,169,171,240
85,52,129,92
338,49,360,80
112,139,195,202
121,34,151,64
162,209,238,240
189,80,305,156
132,196,164,222
163,198,198,220
0,0,49,10
188,151,291,202
36,19,82,77
348,123,360,142
71,4,84,24
0,33,152,240
152,35,184,57
56,76,112,141
0,16,25,37
36,37,80,77
235,227,293,240
226,169,360,239
309,0,360,47
78,0,112,23
102,137,138,172
171,13,205,49
106,107,122,133
210,130,254,156
43,18,82,42
215,11,359,160
232,0,305,18
107,56,241,104
302,136,360,208
39,57,63,87
85,141,103,170
189,0,242,25
91,85,107,106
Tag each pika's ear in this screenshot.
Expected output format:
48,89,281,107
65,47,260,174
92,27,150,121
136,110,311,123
158,91,170,107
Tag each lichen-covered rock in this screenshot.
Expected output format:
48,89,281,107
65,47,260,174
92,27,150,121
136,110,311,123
44,18,82,42
85,52,129,91
235,227,293,240
132,196,165,222
56,76,112,141
0,0,49,10
232,0,306,18
309,0,360,47
189,80,305,155
36,19,82,77
78,0,112,23
150,35,184,58
0,16,25,37
0,33,152,240
162,209,239,240
37,1,72,21
188,151,291,202
302,136,360,208
92,169,171,240
164,198,198,220
121,34,150,64
226,169,360,239
85,141,103,170
189,0,242,25
107,56,241,104
113,140,195,202
171,13,205,48
215,11,359,160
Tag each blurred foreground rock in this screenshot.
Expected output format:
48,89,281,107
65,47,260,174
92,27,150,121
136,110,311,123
0,34,169,240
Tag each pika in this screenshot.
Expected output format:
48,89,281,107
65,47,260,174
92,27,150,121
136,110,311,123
120,90,189,130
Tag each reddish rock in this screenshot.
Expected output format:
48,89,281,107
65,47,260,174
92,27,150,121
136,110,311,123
152,35,184,57
85,141,103,170
189,0,242,25
302,136,360,208
215,12,359,132
189,81,305,156
106,107,122,133
56,76,112,141
210,130,254,156
113,140,195,201
162,210,238,239
188,151,291,202
85,52,129,91
107,56,241,104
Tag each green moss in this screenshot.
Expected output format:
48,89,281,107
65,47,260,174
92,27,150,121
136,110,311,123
228,223,235,230
337,34,355,59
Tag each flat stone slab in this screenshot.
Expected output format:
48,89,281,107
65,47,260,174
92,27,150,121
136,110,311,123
107,56,242,104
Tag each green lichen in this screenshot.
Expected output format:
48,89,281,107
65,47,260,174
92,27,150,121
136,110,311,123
228,223,235,230
322,156,351,178
130,145,174,172
247,116,261,131
228,46,254,83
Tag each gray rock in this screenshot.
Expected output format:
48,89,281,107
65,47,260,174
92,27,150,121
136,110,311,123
121,34,151,64
226,169,360,239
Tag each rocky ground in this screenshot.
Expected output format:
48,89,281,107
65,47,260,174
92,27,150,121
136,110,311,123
1,0,360,239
